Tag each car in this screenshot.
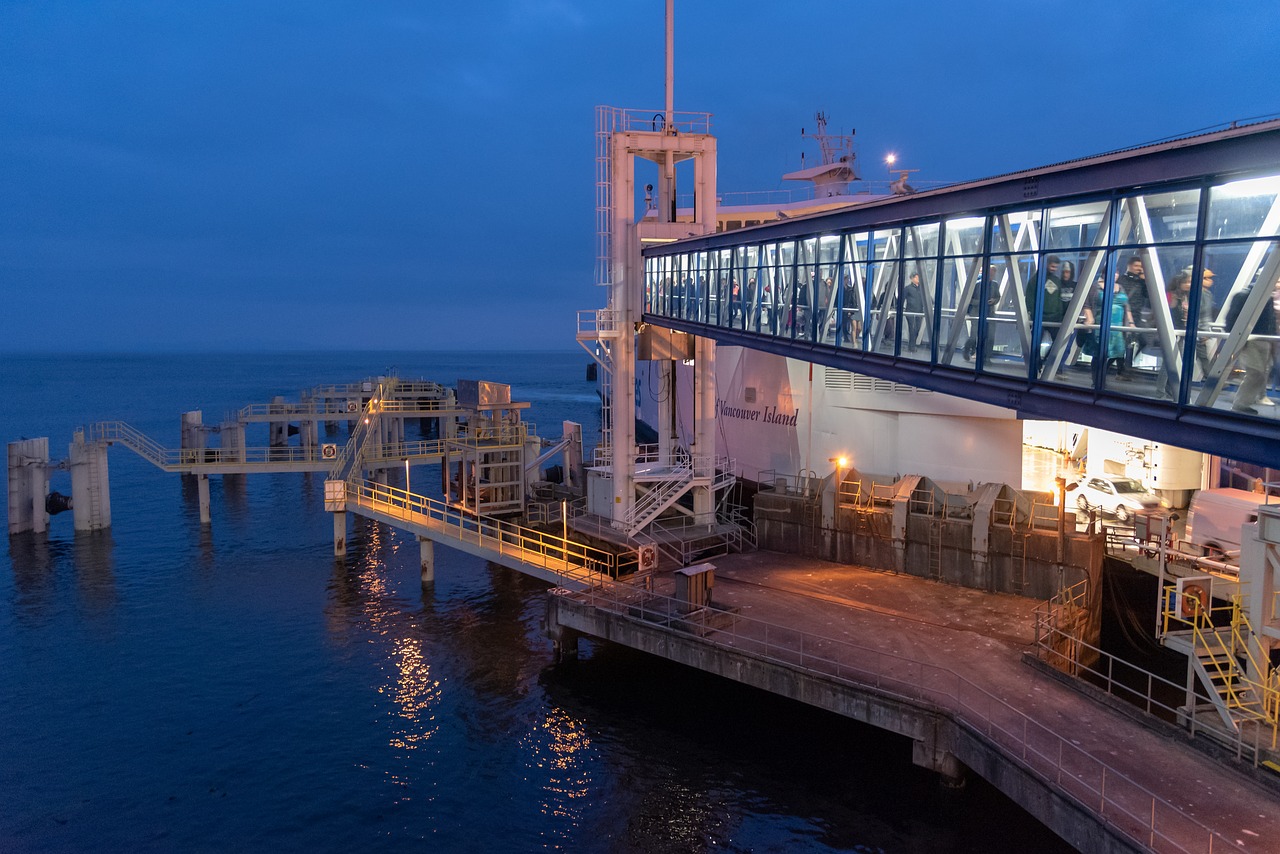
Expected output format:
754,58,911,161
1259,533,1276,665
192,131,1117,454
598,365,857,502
1070,475,1162,523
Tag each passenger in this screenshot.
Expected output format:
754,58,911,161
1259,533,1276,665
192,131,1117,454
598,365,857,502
818,276,834,338
841,277,863,346
1226,275,1279,414
964,265,1000,362
1161,270,1195,398
1025,254,1066,354
902,271,925,352
1117,256,1150,371
1060,260,1078,303
1099,273,1134,382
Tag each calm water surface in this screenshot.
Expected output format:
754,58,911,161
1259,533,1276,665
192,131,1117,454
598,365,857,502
0,351,1069,852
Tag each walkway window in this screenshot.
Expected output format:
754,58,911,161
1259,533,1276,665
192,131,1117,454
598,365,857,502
816,235,841,345
940,216,988,370
1206,175,1280,240
868,228,902,355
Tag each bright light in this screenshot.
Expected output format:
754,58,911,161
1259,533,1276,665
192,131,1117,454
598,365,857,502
838,456,848,469
1213,174,1280,200
885,153,896,166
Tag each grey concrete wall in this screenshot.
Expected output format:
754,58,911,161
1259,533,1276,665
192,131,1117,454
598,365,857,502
755,491,1100,603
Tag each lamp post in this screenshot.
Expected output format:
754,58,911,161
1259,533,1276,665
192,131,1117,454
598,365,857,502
405,458,410,496
829,456,849,563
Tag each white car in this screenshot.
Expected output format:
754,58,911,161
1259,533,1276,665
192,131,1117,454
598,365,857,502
1071,475,1162,523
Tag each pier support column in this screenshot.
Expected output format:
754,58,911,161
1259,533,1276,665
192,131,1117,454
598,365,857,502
912,727,967,789
220,422,245,464
545,593,580,662
418,536,434,585
692,334,716,522
180,410,205,465
7,438,49,535
333,511,347,557
269,396,288,447
197,474,211,525
69,432,111,532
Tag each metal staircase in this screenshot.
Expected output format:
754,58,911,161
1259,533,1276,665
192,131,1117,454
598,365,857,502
330,379,393,483
88,421,172,468
624,462,694,535
1163,588,1280,739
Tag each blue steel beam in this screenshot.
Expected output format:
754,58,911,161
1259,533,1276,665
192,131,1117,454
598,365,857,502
648,315,1280,468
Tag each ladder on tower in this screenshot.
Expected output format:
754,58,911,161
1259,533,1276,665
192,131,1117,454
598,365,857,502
84,443,106,530
1009,530,1029,593
927,518,943,581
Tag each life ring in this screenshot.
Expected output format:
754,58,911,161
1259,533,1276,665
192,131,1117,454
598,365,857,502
1180,583,1209,619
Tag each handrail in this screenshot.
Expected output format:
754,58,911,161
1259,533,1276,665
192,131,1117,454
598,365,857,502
1161,586,1280,743
88,421,170,467
1032,612,1280,764
86,420,451,470
347,477,617,583
564,580,1249,853
331,379,393,482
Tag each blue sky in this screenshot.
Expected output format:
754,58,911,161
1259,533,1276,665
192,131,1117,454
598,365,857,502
2,1,1276,351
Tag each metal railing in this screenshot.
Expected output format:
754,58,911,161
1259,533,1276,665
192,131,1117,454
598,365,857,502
236,400,360,419
330,380,392,482
1161,588,1280,743
347,478,619,585
564,580,1250,853
89,422,331,469
597,105,713,136
577,308,621,337
88,421,169,468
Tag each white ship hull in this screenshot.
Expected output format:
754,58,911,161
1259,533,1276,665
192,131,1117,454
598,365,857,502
638,346,1023,489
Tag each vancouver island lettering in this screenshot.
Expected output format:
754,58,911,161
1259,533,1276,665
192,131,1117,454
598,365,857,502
715,398,799,426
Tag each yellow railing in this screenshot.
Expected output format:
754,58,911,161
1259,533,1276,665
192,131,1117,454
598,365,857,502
1162,585,1280,744
346,477,619,585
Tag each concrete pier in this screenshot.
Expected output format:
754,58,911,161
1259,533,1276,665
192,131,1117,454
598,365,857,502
547,552,1280,853
332,511,347,557
69,432,111,532
7,438,49,535
197,474,211,525
418,536,434,585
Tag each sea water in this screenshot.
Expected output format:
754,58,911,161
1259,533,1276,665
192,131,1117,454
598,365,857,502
0,351,1068,852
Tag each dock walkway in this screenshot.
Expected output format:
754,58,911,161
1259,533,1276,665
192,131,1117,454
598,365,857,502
550,551,1280,852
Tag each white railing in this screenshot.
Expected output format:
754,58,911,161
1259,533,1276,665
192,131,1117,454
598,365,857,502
624,467,694,532
88,421,394,469
564,581,1249,854
577,308,621,337
236,400,356,419
597,106,713,136
88,421,169,467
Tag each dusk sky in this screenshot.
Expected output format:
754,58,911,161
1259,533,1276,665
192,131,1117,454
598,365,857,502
2,1,1276,352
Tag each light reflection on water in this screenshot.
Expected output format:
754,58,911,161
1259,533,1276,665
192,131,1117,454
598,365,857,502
523,706,593,821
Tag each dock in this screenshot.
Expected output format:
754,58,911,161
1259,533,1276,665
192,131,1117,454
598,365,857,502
546,551,1280,853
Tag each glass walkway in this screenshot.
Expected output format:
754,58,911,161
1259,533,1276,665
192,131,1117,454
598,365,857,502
641,119,1280,466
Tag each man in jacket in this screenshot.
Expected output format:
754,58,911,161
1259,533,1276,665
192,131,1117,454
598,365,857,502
1227,275,1279,414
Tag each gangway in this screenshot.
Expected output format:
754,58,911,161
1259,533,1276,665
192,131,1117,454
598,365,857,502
341,478,617,591
86,421,454,476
